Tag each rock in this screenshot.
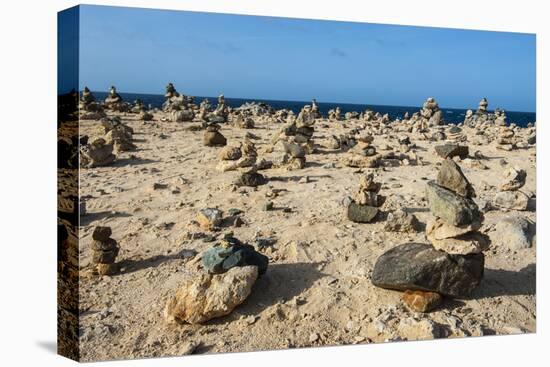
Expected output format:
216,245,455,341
402,290,442,312
281,141,306,158
437,159,475,198
202,240,269,275
218,146,242,161
92,248,119,264
493,191,529,211
500,167,527,191
92,226,112,242
425,217,482,240
371,243,484,298
384,209,419,233
196,208,223,230
426,181,482,226
491,216,534,249
427,231,489,255
434,144,469,159
309,333,320,343
97,263,119,276
91,238,118,252
164,266,258,324
347,202,378,223
397,318,443,340
235,170,267,187
203,131,227,147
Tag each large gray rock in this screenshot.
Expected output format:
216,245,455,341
372,243,484,298
437,159,475,198
493,191,529,211
426,181,482,226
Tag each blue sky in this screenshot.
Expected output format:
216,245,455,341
76,5,536,111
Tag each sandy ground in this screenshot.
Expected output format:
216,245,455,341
74,112,536,361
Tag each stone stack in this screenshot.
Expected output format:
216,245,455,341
279,140,306,170
104,86,126,111
79,87,106,119
343,133,380,168
294,105,317,154
217,138,259,172
495,126,517,151
203,124,227,147
371,160,486,309
328,107,342,121
91,226,120,275
101,117,137,153
425,159,488,255
80,138,116,167
164,235,268,324
208,94,230,123
347,173,384,223
420,97,443,126
445,126,466,143
493,166,529,210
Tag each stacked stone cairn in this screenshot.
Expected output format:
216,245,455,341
104,86,127,111
101,116,136,153
203,123,227,147
217,138,260,172
346,173,384,223
328,106,342,121
79,87,106,119
420,97,443,126
493,166,529,211
425,159,488,255
371,160,486,312
164,234,268,324
91,226,120,276
294,104,317,154
80,137,116,167
495,126,517,151
207,94,230,123
343,133,380,168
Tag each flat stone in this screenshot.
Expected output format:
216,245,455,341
426,181,481,226
425,217,482,240
164,266,258,324
434,144,469,159
437,159,475,197
402,290,442,312
202,238,269,275
347,202,379,223
371,242,484,298
427,231,489,255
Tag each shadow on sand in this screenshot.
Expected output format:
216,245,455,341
471,263,536,300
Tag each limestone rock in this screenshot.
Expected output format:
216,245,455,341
384,209,419,233
500,167,527,191
493,191,529,211
218,146,242,161
425,217,482,240
426,181,482,226
197,208,223,230
371,243,484,298
164,266,258,324
397,318,443,340
427,231,489,255
402,290,442,313
490,216,534,249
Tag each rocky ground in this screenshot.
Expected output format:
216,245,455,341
75,111,536,361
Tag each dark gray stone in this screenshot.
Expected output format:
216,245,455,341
92,226,112,242
437,159,475,198
347,202,379,223
434,144,469,159
202,238,269,275
236,170,267,187
372,243,484,298
426,181,481,226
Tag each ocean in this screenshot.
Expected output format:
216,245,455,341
92,92,536,127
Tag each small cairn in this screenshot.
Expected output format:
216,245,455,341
203,123,227,147
217,138,259,172
425,159,488,255
104,85,125,111
294,105,317,154
328,106,342,121
493,166,529,210
420,97,443,126
102,116,136,153
208,94,230,123
91,226,120,275
79,87,106,119
343,133,380,168
80,137,116,167
495,126,517,151
346,173,384,223
164,235,268,324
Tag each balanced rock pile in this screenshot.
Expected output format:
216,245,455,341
347,173,384,223
79,87,106,119
493,166,529,210
420,97,443,126
294,105,317,154
203,123,227,147
102,117,136,153
91,226,120,275
372,161,486,311
328,106,342,121
425,159,488,255
343,133,380,168
217,139,260,172
80,137,116,167
104,85,126,111
164,235,268,324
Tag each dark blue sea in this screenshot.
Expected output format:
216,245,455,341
92,92,536,127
